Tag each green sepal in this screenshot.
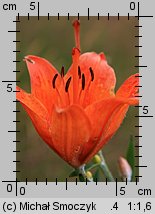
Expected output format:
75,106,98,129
69,168,80,177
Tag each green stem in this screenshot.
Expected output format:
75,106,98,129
86,163,100,171
98,150,115,182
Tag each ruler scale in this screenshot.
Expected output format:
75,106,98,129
0,0,154,213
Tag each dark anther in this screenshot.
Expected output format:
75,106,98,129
52,74,58,89
82,73,85,90
78,66,81,79
61,66,65,77
89,67,94,81
65,77,72,92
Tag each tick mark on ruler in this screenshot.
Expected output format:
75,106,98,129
135,65,147,68
108,13,109,20
115,178,118,196
135,115,153,118
8,131,20,133
88,8,89,20
135,175,142,178
135,75,142,78
2,80,20,83
37,2,40,20
8,30,20,33
66,178,68,190
134,95,142,98
135,125,142,128
118,13,119,20
135,86,142,88
13,20,20,23
106,178,108,185
13,40,20,43
95,178,98,185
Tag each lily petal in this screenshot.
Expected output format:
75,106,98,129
65,51,116,107
85,97,133,139
24,55,61,112
50,105,92,167
79,52,116,105
16,86,52,146
116,73,139,98
84,104,129,163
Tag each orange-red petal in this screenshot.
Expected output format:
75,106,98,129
82,94,138,164
16,86,52,146
79,52,116,105
116,73,139,98
65,51,116,107
24,55,61,112
50,104,92,167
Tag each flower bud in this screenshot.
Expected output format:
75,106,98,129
93,155,102,164
118,156,132,182
86,171,93,180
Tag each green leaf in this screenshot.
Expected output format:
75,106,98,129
126,136,135,180
93,168,100,182
69,169,79,177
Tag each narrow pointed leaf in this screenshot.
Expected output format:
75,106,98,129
126,136,135,180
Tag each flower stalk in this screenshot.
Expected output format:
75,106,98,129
98,150,115,182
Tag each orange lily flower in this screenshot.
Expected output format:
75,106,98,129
16,20,139,168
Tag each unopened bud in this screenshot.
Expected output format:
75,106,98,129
118,156,132,182
93,155,102,164
86,171,93,180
